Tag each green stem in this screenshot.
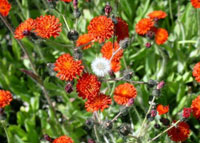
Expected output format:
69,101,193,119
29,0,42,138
197,9,200,37
178,40,197,44
1,121,10,143
137,96,156,137
133,106,142,122
168,0,173,20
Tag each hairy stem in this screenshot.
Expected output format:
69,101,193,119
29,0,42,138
1,121,10,143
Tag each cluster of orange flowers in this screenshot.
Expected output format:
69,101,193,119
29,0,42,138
14,15,62,39
0,0,11,17
136,10,168,45
191,0,200,8
0,90,12,108
53,135,73,143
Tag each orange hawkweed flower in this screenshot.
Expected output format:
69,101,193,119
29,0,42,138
76,34,93,50
34,15,62,39
156,104,169,115
115,17,129,42
135,18,154,35
167,121,190,142
53,135,73,143
61,0,72,2
0,0,11,17
193,62,200,82
148,11,167,20
0,90,12,108
155,28,168,45
114,83,137,105
14,18,36,39
54,53,84,81
85,93,112,112
191,95,200,119
76,73,101,100
101,41,123,72
191,0,200,8
88,15,114,43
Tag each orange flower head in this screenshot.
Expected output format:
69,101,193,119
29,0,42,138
0,0,11,17
135,18,154,35
76,34,93,50
115,17,129,42
0,90,12,108
88,15,114,43
167,121,190,142
14,18,36,39
61,0,72,2
54,53,84,81
34,15,62,39
191,95,200,119
85,93,112,112
53,135,73,143
156,104,169,115
155,28,168,45
76,73,101,100
101,41,123,72
114,83,137,105
193,62,200,82
148,11,167,20
191,0,200,8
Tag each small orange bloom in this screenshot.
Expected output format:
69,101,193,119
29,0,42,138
156,104,169,115
76,73,101,100
88,16,114,43
0,90,12,108
135,18,154,35
191,95,200,119
76,34,93,50
115,17,129,42
14,18,35,39
167,121,190,142
191,0,200,8
53,135,73,143
193,62,200,82
148,11,167,20
155,28,168,45
61,0,72,2
101,41,123,72
0,0,11,17
85,93,112,112
34,15,62,39
114,83,137,105
54,53,84,81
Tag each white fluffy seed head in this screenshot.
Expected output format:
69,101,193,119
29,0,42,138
91,57,111,77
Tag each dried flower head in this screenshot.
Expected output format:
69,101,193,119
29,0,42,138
183,108,192,118
54,53,84,81
0,0,11,17
191,95,200,119
155,28,168,45
115,17,129,42
14,18,36,39
135,18,154,35
101,41,123,72
34,15,62,39
148,10,167,20
76,73,101,100
0,90,12,108
156,104,169,115
191,0,200,8
114,83,137,105
53,135,73,143
76,34,93,50
88,15,114,43
167,121,190,142
85,93,112,112
193,62,200,82
91,57,111,77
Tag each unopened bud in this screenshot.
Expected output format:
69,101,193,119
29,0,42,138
103,120,113,130
148,79,157,88
160,118,170,126
122,69,133,80
67,30,79,41
119,124,131,136
151,109,157,117
127,98,134,106
182,108,192,119
119,38,129,49
43,134,54,142
65,82,73,93
88,139,95,143
104,2,112,16
145,42,151,48
157,81,165,89
146,30,155,39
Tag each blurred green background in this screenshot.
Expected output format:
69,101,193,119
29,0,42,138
0,0,200,142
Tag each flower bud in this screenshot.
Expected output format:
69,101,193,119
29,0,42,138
147,113,154,121
119,124,131,136
73,49,82,60
65,82,73,93
122,69,133,80
145,42,151,48
104,2,112,16
182,108,192,119
43,134,54,142
88,139,95,143
154,123,161,129
127,98,134,106
119,38,129,49
103,120,113,130
157,81,165,89
148,79,157,88
160,117,170,126
86,118,94,129
67,30,79,41
151,109,157,117
73,8,81,18
146,30,155,39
